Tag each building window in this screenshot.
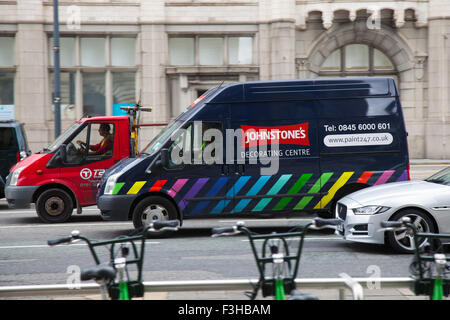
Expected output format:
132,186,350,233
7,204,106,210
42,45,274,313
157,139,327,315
81,38,106,67
320,44,396,77
49,36,137,118
0,37,15,67
0,36,15,120
50,71,76,120
82,72,106,116
169,36,253,66
228,37,253,65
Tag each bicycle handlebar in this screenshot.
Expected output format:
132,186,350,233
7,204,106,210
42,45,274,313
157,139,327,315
150,220,179,231
313,218,341,228
380,221,404,229
47,236,74,246
211,226,239,237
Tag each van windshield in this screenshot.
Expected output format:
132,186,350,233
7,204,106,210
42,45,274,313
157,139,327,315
139,120,183,156
45,122,83,153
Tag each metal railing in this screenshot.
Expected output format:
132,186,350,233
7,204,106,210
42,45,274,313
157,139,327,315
0,276,414,300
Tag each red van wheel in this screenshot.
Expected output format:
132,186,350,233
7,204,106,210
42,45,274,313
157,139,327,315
36,188,74,223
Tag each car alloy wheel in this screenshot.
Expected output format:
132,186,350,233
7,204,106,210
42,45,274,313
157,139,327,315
387,209,435,253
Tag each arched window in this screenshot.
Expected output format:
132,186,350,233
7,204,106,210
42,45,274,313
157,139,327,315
320,44,397,80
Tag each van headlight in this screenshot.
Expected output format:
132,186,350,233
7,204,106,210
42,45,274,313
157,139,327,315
104,173,121,195
353,205,390,215
10,167,25,186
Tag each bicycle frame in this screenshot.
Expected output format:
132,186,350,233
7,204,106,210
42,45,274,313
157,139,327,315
77,228,150,300
408,226,450,300
238,223,313,300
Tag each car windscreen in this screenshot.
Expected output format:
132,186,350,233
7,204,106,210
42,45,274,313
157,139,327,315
0,127,15,150
45,122,83,153
425,167,450,186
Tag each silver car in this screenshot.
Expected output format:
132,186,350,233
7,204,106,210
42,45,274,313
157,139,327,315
335,167,450,253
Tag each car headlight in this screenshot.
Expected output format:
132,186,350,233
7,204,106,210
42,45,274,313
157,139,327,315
353,205,390,215
10,167,25,186
103,173,121,195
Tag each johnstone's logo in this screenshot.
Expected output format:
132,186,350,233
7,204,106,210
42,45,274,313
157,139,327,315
241,123,310,148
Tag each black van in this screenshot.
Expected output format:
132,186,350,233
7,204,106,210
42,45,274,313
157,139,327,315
0,121,30,198
97,77,410,229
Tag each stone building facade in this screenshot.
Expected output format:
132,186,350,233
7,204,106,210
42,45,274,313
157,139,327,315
0,0,449,159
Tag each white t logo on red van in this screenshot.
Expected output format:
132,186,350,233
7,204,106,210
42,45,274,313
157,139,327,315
241,123,310,148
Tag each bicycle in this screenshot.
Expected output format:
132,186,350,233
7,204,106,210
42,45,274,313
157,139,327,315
380,217,450,300
47,220,179,300
211,218,341,300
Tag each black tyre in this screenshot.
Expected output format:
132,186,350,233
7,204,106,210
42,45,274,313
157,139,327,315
132,196,178,237
386,209,435,254
36,188,74,223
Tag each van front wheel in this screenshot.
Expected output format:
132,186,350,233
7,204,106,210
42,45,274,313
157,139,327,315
132,196,178,237
36,188,74,223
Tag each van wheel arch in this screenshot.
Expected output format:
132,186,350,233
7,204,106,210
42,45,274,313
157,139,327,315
33,183,78,208
128,192,183,225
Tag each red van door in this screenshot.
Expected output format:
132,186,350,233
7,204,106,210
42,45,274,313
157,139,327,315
61,122,118,206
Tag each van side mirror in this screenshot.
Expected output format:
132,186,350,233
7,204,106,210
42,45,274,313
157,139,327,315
146,148,169,174
159,148,169,167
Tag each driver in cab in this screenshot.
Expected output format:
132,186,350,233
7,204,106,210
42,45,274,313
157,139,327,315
77,123,113,156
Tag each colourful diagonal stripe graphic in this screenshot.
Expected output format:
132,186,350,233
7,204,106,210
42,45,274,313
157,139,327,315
357,171,374,184
191,177,229,215
294,173,333,210
252,174,293,212
314,172,354,209
112,182,125,195
396,170,408,181
149,180,167,192
179,178,209,210
211,176,251,214
273,173,312,211
168,179,189,198
127,181,147,194
374,170,394,185
232,176,271,213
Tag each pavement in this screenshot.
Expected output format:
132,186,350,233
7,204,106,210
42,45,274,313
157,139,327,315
26,286,439,300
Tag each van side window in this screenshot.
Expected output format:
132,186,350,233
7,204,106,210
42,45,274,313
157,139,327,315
85,123,115,160
167,121,222,168
64,122,115,165
193,121,222,164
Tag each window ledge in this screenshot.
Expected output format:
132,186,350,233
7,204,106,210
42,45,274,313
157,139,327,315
166,65,259,75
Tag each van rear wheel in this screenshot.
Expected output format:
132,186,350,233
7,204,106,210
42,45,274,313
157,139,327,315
36,188,74,223
132,196,178,237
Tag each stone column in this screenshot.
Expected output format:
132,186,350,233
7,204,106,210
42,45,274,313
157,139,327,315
269,21,296,80
258,0,296,80
139,0,168,145
426,0,450,159
15,0,50,152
